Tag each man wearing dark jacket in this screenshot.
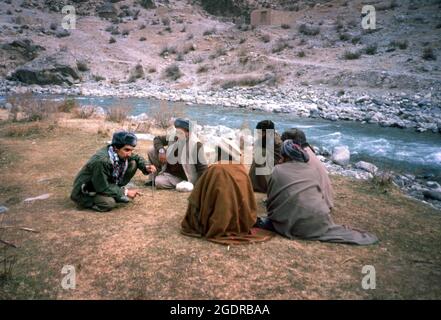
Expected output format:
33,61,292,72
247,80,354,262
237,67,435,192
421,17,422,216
71,131,156,212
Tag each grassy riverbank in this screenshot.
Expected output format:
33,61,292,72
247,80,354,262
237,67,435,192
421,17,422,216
0,112,440,299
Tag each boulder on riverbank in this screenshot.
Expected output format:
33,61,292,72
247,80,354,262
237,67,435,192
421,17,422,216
355,161,378,174
7,53,81,86
331,146,350,166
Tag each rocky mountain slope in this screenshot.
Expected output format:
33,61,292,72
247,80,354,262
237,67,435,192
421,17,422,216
0,0,440,131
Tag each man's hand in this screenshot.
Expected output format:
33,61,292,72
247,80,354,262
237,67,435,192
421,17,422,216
159,153,167,164
146,165,157,174
126,189,141,199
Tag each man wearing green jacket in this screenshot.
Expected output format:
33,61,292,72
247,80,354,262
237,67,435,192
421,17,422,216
71,131,156,212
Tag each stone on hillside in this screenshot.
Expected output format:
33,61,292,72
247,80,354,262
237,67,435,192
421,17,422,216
97,2,118,19
8,52,81,85
1,39,45,60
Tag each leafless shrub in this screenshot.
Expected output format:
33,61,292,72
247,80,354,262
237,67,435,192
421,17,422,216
159,45,177,57
139,0,156,9
197,65,210,73
162,17,171,26
72,106,96,119
76,60,89,72
364,44,377,55
181,43,196,55
390,40,408,50
216,73,277,89
132,121,153,133
58,97,78,113
150,101,185,129
93,74,106,81
106,104,132,123
6,93,57,122
97,127,111,138
3,121,56,137
422,47,436,60
261,34,271,43
343,49,361,60
376,0,398,11
298,23,320,36
371,171,394,191
339,32,351,41
203,27,216,36
335,18,345,31
351,35,361,44
127,63,145,83
163,64,182,80
209,47,227,59
175,53,184,61
272,38,292,53
192,55,204,64
0,216,18,284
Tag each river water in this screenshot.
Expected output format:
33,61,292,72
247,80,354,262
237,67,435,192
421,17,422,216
4,95,441,180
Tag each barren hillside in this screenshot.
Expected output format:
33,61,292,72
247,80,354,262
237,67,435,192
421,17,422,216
0,0,440,95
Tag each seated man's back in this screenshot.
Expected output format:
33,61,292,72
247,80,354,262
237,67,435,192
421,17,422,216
181,138,272,245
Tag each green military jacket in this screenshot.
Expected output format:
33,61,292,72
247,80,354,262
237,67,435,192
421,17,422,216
71,146,149,201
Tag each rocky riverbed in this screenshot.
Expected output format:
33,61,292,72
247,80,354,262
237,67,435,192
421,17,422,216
1,79,441,134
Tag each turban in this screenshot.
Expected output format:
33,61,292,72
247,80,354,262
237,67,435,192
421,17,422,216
174,118,190,131
281,128,307,145
281,139,309,163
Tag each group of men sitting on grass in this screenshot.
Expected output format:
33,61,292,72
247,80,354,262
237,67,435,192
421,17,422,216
71,118,378,246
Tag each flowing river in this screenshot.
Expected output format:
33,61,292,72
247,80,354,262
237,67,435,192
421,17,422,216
3,95,441,181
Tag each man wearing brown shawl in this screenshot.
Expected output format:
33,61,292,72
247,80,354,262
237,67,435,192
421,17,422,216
181,138,273,245
260,139,378,245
